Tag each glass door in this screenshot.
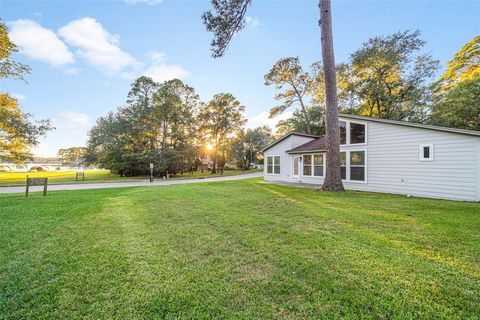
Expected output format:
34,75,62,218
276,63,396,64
292,156,300,179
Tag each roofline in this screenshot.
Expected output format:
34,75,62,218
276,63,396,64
287,149,327,154
261,132,319,153
339,113,480,137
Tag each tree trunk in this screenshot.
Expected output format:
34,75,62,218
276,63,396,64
292,85,312,134
299,99,312,134
319,0,344,192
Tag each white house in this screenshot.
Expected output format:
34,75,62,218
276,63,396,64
262,114,480,202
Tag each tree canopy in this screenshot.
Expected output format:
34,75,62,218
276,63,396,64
0,19,52,163
229,126,273,170
433,35,480,93
199,93,246,173
86,78,255,176
0,19,30,81
202,0,252,58
340,30,439,121
264,57,319,134
429,35,480,131
0,94,52,163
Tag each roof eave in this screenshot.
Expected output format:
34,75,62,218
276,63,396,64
339,113,480,137
261,132,319,153
287,149,327,154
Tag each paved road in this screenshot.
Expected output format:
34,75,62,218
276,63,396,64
0,172,263,194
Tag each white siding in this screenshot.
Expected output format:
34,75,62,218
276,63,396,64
265,120,480,201
264,135,315,182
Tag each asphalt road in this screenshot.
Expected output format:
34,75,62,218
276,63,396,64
0,172,263,194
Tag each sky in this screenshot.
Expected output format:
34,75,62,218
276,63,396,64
1,0,479,157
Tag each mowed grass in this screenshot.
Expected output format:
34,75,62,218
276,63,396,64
0,169,252,186
0,179,479,319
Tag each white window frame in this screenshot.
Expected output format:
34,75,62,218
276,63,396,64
340,149,368,184
340,119,368,146
266,155,281,175
301,153,326,177
419,144,434,161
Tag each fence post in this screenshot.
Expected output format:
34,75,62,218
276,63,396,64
25,175,29,197
43,178,48,197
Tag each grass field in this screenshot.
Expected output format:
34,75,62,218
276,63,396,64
0,169,251,186
1,179,479,319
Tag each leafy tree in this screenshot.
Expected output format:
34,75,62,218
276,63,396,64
428,36,480,131
0,20,51,163
275,105,325,137
0,19,30,81
265,57,317,134
199,93,246,174
203,0,344,191
433,35,480,93
229,126,273,170
0,93,52,163
430,77,480,131
202,0,253,58
342,30,439,121
57,147,87,166
86,77,204,176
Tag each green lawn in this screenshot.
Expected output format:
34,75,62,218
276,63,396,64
0,179,479,319
0,169,252,186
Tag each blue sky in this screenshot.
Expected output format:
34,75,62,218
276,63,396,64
1,0,479,157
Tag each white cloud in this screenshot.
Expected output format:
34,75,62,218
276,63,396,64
142,51,190,83
124,0,162,4
11,93,26,101
59,17,140,75
247,110,293,130
9,19,75,68
245,16,260,29
55,111,92,131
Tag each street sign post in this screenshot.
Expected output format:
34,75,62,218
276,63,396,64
26,177,48,197
149,163,154,182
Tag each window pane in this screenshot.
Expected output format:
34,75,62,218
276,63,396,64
350,123,365,144
267,165,273,174
350,151,365,166
340,121,347,144
341,166,346,180
314,166,323,176
423,146,430,159
340,152,347,166
350,167,365,181
274,156,281,166
274,165,280,174
303,154,312,165
267,156,273,165
314,154,323,165
303,165,312,176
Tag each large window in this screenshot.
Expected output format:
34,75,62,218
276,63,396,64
340,121,347,145
303,155,312,176
340,150,366,182
350,122,365,144
340,152,347,180
349,151,365,181
274,156,281,174
340,120,366,145
314,154,324,177
266,156,281,174
301,154,325,177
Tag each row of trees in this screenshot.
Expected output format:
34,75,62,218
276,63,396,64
266,32,479,135
0,19,53,163
84,76,273,176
